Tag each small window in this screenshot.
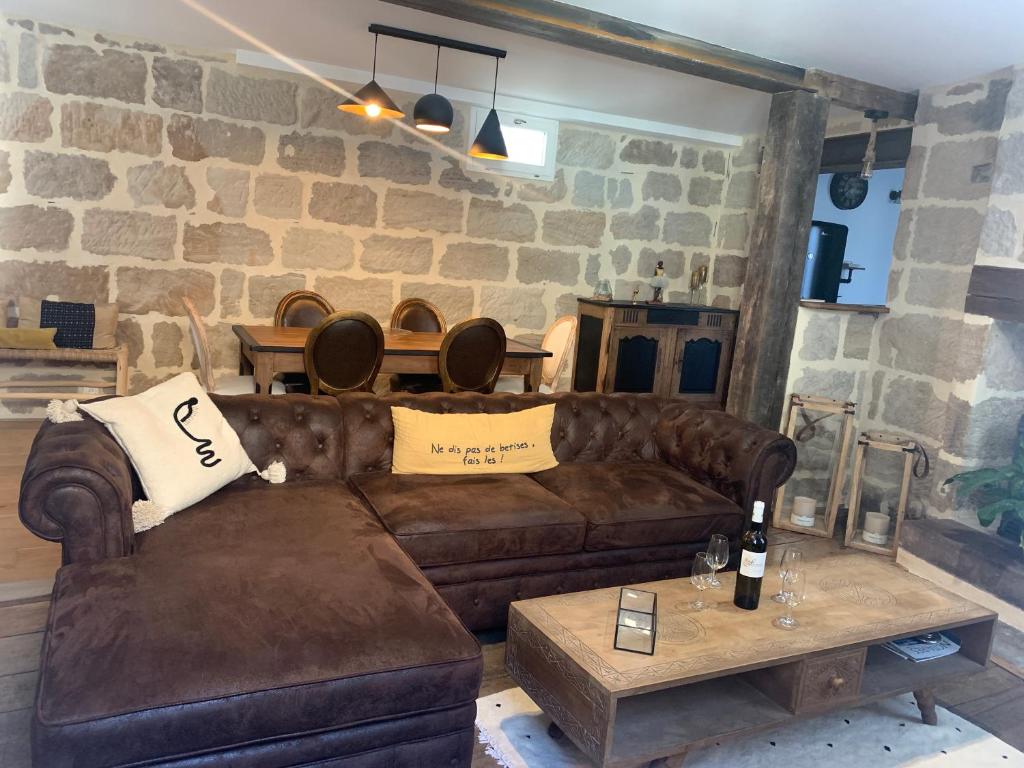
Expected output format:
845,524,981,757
467,107,558,181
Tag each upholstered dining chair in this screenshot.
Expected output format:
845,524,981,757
389,298,447,393
274,290,334,328
183,297,284,395
304,311,385,395
438,318,507,394
494,315,578,394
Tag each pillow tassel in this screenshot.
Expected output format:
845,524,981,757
46,399,83,424
259,460,287,484
132,500,169,532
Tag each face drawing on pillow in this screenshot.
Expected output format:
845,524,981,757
173,398,222,469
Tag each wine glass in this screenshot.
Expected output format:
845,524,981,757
707,534,729,589
771,548,803,603
773,569,807,630
690,552,713,610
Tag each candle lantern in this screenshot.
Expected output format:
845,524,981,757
773,394,856,538
844,432,916,557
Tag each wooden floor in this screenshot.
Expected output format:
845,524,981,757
0,420,1020,767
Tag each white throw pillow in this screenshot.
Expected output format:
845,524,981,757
79,373,257,531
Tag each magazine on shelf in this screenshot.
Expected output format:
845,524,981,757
883,633,961,663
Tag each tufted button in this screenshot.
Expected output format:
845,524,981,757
317,442,324,450
560,430,566,438
473,598,480,606
295,413,303,422
275,440,282,449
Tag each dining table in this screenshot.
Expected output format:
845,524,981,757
232,324,552,394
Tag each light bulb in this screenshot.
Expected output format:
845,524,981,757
365,103,382,118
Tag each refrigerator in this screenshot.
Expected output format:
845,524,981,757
801,221,849,303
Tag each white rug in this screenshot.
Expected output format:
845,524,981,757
477,686,1024,768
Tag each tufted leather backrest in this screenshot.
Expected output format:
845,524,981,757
211,392,685,481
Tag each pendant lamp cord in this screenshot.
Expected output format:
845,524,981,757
371,33,378,78
491,57,499,108
433,46,440,93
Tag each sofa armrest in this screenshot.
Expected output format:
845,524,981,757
655,408,796,523
19,417,136,565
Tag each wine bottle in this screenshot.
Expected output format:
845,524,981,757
733,500,767,611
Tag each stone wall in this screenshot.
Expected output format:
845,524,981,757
0,16,760,414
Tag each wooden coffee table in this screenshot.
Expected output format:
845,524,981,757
505,552,996,768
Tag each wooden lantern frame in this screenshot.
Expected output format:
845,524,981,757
844,431,916,557
773,393,856,538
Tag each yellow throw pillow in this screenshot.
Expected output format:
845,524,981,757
0,327,57,349
391,404,559,475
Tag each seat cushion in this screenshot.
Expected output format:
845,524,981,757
35,479,481,768
350,471,586,567
532,462,744,551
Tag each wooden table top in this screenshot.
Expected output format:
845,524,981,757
510,552,994,696
232,324,551,358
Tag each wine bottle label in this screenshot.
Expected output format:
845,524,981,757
739,550,766,578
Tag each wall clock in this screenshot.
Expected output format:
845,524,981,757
829,172,869,210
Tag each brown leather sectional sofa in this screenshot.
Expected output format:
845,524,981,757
19,392,796,767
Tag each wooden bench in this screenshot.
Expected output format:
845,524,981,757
0,345,128,401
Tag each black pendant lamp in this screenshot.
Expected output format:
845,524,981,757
338,33,404,119
470,58,508,160
414,47,454,133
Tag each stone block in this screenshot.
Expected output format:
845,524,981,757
678,146,698,169
0,260,108,307
0,205,73,251
606,177,633,209
733,138,760,168
979,207,1018,260
127,161,195,209
116,266,214,316
573,170,606,207
400,282,474,324
517,247,580,286
725,170,759,209
254,173,302,219
620,138,676,167
556,127,614,169
152,321,184,368
979,320,1024,393
385,189,463,234
702,150,726,174
842,313,875,360
300,85,394,138
0,92,52,142
792,367,856,401
887,268,903,304
60,101,161,156
909,206,983,265
992,132,1024,195
881,375,947,442
152,57,202,113
248,273,306,318
43,44,145,103
201,322,244,371
585,253,601,287
439,242,509,282
281,227,354,270
82,209,176,260
905,267,971,310
117,318,144,367
518,169,566,203
877,314,986,381
206,166,249,217
18,32,37,88
799,313,840,361
168,113,265,165
641,171,682,203
637,247,685,279
922,138,998,200
691,252,711,273
717,213,749,250
360,234,433,274
555,293,578,318
183,222,273,266
466,197,534,242
902,145,926,201
0,150,9,193
712,253,747,287
309,181,377,227
480,285,547,330
918,78,1011,136
315,275,393,321
892,208,913,261
220,268,244,318
277,131,345,177
439,157,498,196
611,245,631,275
687,176,724,207
23,151,114,200
541,209,606,247
357,140,431,184
611,205,660,241
206,68,297,125
663,211,711,247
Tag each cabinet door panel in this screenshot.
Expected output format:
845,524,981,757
672,328,733,403
606,329,669,394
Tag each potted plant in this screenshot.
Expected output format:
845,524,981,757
943,416,1024,554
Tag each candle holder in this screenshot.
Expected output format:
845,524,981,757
844,432,915,557
773,394,856,538
613,587,657,655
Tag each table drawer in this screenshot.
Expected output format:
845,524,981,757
795,648,866,712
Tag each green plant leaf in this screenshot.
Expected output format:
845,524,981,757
975,498,1020,527
946,468,1009,497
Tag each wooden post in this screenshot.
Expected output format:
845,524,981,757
726,90,829,429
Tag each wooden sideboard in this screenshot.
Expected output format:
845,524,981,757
571,298,738,406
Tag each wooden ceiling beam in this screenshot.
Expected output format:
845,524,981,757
381,0,918,120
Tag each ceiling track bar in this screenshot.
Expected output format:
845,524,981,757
367,23,507,59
